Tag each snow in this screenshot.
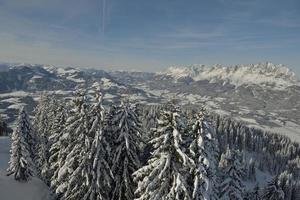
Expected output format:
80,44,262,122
105,93,116,98
134,85,169,97
1,97,20,104
244,169,272,190
66,76,85,83
101,78,126,89
128,94,146,101
251,121,300,142
214,109,231,116
49,67,85,83
162,62,299,89
7,103,27,110
30,75,43,79
29,75,43,83
56,68,78,76
0,137,52,200
236,117,258,125
0,91,29,98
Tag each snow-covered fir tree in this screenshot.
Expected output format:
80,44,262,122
211,113,300,180
48,103,67,191
111,100,142,200
33,93,57,184
7,107,36,181
5,87,297,199
218,147,245,200
133,103,195,200
189,110,219,200
291,181,300,200
140,104,161,133
260,176,284,200
246,158,256,181
82,92,113,200
243,184,260,200
277,171,293,200
0,114,9,136
252,184,261,200
55,91,91,199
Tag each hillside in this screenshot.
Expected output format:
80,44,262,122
0,62,299,142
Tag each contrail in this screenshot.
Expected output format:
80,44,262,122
102,0,106,35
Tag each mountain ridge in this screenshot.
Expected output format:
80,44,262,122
0,62,299,142
161,62,299,89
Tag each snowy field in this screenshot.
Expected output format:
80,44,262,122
0,137,51,200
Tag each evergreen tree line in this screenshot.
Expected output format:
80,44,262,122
138,104,300,200
138,104,300,178
211,114,300,178
0,114,11,136
6,92,300,200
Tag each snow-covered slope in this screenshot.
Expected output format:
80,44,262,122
112,63,300,142
162,62,299,89
0,137,52,200
0,62,299,142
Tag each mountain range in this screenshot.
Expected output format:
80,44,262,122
0,62,299,142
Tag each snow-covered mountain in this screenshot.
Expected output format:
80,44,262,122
0,62,299,142
0,64,153,125
111,63,300,142
161,62,299,89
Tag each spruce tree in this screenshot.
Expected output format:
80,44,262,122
252,184,260,200
48,104,67,191
111,100,142,200
7,107,36,181
33,93,57,184
83,92,113,200
133,103,195,200
277,171,293,200
189,110,219,200
55,91,91,199
260,176,284,200
218,147,245,200
0,114,9,136
244,184,260,200
246,158,256,181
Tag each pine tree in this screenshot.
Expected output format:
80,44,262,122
7,107,36,181
0,114,4,133
246,158,256,181
252,184,260,200
291,181,300,200
48,104,67,191
111,100,142,200
133,103,195,200
0,114,9,136
244,184,260,200
82,92,113,200
218,147,245,200
189,110,219,200
277,171,293,200
55,91,91,199
260,176,284,200
33,93,57,184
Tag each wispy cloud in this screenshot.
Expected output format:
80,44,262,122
256,17,300,28
0,0,299,73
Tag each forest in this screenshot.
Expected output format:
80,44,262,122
6,90,300,200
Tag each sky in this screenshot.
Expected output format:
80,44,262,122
0,0,299,75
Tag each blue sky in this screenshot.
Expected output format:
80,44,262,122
0,0,299,75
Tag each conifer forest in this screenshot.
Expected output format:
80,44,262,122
6,90,300,200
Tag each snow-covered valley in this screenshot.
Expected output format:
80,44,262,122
1,62,299,142
0,63,299,200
